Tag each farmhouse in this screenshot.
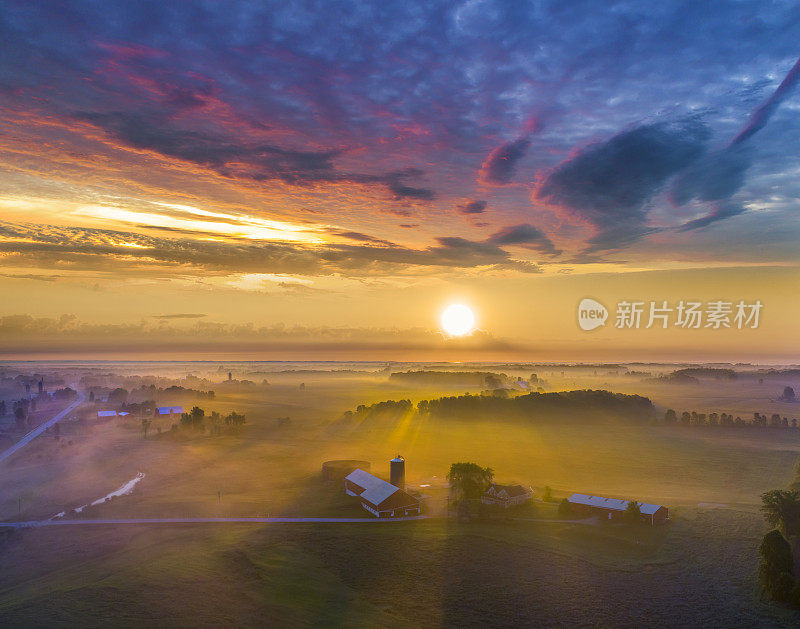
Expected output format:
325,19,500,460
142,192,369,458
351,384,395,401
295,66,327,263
482,483,533,508
567,493,669,525
344,468,420,518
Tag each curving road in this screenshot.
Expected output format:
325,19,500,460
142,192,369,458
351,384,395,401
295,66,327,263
0,392,84,465
0,515,427,528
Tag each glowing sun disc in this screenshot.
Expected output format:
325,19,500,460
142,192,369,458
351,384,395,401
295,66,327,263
441,304,475,337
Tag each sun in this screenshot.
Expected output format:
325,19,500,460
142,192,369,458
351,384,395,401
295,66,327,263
440,304,476,337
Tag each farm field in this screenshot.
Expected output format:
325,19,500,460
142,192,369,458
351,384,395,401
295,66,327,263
0,361,799,626
0,511,797,627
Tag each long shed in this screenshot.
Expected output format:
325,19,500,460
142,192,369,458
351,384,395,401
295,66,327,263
567,493,668,525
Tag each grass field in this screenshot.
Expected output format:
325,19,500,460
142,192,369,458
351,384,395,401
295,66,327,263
0,510,797,627
1,363,800,626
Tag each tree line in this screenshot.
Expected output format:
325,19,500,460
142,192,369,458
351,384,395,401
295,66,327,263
342,390,654,424
663,409,799,428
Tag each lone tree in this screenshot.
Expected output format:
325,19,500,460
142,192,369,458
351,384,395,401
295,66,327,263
14,406,26,430
759,529,795,603
447,462,493,502
762,489,800,578
625,500,642,525
189,406,205,430
780,386,796,402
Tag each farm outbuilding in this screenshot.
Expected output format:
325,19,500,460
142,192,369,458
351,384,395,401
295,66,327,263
567,493,669,525
156,406,183,416
344,468,420,518
482,483,533,508
322,459,371,484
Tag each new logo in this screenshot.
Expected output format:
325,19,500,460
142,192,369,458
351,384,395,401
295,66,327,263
578,298,608,331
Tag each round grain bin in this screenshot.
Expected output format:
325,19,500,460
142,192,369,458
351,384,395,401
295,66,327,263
322,459,370,484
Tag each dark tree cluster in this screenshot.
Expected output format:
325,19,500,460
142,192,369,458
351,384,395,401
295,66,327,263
341,399,413,422
671,367,738,380
760,489,800,606
417,390,654,422
389,370,511,388
52,387,77,401
179,406,245,435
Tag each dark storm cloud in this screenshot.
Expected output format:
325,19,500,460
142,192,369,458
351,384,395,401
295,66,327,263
487,224,561,256
456,200,487,215
480,137,531,185
537,119,710,249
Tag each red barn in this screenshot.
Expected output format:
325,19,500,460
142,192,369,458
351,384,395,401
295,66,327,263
344,468,420,518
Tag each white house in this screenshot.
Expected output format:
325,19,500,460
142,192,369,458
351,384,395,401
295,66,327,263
482,483,533,507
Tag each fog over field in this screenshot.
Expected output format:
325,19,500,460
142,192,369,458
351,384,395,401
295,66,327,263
1,361,799,626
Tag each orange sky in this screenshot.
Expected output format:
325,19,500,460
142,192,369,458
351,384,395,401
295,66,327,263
1,4,799,361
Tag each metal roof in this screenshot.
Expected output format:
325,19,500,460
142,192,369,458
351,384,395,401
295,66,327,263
568,493,663,515
97,410,117,417
345,468,399,506
156,406,183,414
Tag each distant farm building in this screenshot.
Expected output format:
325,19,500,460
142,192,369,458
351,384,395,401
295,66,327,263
567,493,669,525
482,483,533,508
156,406,183,416
97,410,117,418
322,459,371,484
344,468,420,518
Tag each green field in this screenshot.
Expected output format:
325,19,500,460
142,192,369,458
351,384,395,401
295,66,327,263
0,511,797,627
1,363,800,626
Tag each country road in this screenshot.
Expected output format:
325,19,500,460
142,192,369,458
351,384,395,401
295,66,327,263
0,392,84,465
0,515,428,529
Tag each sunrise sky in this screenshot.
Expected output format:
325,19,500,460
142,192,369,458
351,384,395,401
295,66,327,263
0,1,798,360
